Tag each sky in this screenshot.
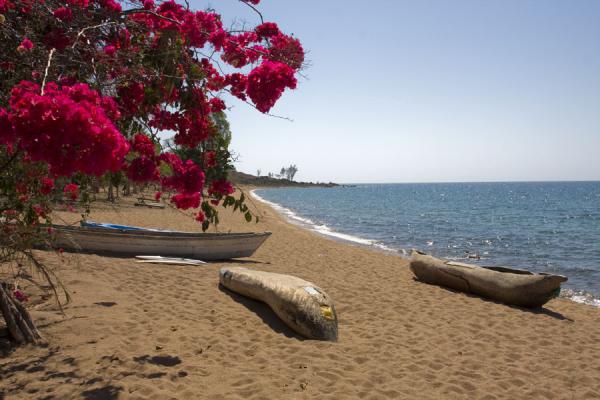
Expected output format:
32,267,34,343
194,0,600,183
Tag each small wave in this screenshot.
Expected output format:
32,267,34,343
251,190,316,226
560,289,600,308
251,190,396,252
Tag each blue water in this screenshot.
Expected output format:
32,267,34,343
254,182,600,306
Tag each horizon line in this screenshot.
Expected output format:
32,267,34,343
334,179,600,185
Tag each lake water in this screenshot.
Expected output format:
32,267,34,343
253,182,600,307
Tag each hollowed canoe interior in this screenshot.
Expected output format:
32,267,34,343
483,266,533,275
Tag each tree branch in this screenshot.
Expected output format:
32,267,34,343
122,8,182,25
237,0,264,24
72,21,118,50
223,89,293,122
41,48,55,95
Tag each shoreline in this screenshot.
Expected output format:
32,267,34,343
250,189,397,252
250,186,600,309
1,193,600,399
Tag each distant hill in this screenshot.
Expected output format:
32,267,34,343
229,170,338,188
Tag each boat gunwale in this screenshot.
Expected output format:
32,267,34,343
416,251,566,281
52,225,272,240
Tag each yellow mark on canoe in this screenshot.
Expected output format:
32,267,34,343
320,305,334,320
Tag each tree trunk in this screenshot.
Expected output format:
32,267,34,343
107,180,114,202
123,181,130,197
0,283,44,345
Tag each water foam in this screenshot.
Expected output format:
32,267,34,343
251,190,395,252
560,289,600,308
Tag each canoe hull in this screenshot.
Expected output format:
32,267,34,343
409,251,567,308
219,267,338,341
48,225,271,260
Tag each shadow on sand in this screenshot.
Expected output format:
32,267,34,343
413,278,574,322
218,285,305,341
81,385,122,400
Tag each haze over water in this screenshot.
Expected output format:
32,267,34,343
255,181,600,306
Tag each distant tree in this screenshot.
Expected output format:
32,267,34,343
279,167,286,179
285,164,298,181
257,169,261,177
268,172,274,178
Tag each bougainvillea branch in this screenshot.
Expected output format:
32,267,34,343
237,0,264,24
40,48,55,95
0,0,305,231
0,0,304,343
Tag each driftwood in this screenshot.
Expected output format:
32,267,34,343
409,250,567,308
219,267,338,341
0,283,44,345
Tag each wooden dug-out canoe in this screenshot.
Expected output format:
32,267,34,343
219,267,338,341
409,250,567,308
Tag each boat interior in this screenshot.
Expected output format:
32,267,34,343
482,266,534,275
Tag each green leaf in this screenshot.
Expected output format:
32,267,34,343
244,211,252,222
202,220,209,232
201,201,209,212
223,196,235,207
255,216,259,224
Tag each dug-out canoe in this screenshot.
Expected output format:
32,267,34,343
219,267,338,341
409,250,567,308
47,224,271,260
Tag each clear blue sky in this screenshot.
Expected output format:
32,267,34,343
196,0,600,183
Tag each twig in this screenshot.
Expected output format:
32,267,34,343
41,49,55,95
122,8,182,25
71,21,118,50
223,88,294,122
237,0,264,24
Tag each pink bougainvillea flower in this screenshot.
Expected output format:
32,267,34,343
131,133,156,157
53,6,73,21
246,61,297,113
209,97,226,113
17,37,34,53
203,151,217,168
63,183,79,200
40,177,54,195
127,156,159,182
268,34,304,70
104,45,117,56
13,290,28,302
171,192,201,209
208,179,235,197
32,204,46,218
7,81,130,176
255,22,280,39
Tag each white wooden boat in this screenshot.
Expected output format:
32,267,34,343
48,224,271,260
409,250,567,308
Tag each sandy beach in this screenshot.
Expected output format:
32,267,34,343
1,189,600,400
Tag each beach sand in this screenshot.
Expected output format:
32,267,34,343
1,189,600,399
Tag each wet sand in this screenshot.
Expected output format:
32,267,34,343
1,190,599,399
